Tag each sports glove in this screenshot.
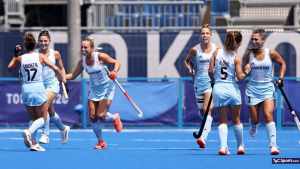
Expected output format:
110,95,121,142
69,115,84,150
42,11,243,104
109,71,117,80
14,44,23,57
276,78,284,88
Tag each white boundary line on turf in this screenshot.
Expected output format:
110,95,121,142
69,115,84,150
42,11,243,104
0,128,197,133
0,128,299,133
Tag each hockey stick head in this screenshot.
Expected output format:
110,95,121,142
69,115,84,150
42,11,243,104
291,110,300,131
137,112,143,118
193,131,200,139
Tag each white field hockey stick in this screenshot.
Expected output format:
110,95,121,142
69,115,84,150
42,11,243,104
278,85,300,131
114,79,144,118
61,82,69,99
104,67,144,118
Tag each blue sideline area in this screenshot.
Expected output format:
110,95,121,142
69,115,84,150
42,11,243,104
0,128,299,169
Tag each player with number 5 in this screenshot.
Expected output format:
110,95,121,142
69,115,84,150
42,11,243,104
209,31,248,155
8,32,65,151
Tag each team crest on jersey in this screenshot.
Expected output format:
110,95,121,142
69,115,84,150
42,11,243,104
198,57,210,63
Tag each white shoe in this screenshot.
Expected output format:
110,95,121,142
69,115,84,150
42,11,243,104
61,126,70,144
249,126,257,137
30,144,46,152
23,129,32,148
39,134,49,144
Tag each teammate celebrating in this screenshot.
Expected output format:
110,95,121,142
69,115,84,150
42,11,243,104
209,31,248,155
66,37,123,150
184,24,217,149
243,29,286,155
8,32,65,151
37,30,70,144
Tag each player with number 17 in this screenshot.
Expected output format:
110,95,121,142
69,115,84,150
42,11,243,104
8,32,65,151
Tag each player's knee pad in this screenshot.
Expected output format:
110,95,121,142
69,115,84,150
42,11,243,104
196,95,204,111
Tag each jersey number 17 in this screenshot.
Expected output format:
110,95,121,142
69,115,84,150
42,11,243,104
25,68,37,82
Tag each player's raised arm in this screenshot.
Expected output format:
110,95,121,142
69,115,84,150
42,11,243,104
184,48,196,75
66,59,83,80
99,52,121,80
235,56,247,80
8,56,21,69
41,54,65,83
8,44,23,69
55,50,67,81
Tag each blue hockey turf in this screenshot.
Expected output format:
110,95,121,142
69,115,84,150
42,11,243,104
0,128,299,169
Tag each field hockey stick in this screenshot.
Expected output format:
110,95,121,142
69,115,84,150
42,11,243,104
193,86,213,139
114,79,144,118
277,85,300,131
61,82,69,99
104,67,144,118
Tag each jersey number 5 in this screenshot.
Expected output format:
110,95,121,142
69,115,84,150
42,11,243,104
25,68,37,82
221,67,228,80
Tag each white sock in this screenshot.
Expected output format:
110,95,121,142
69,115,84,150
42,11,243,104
51,112,65,131
42,113,50,136
32,130,38,144
201,115,213,141
233,123,244,147
28,118,45,134
106,112,117,120
266,121,277,147
92,120,103,141
218,123,228,148
28,120,33,126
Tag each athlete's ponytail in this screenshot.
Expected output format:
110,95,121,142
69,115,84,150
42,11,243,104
23,32,36,51
224,31,242,52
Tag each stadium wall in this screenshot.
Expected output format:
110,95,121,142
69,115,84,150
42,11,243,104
1,30,300,128
0,30,299,78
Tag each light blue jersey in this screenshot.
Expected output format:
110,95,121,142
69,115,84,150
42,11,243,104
213,49,241,107
246,48,275,105
42,49,60,94
214,49,237,83
82,52,115,101
20,52,47,106
193,43,216,95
